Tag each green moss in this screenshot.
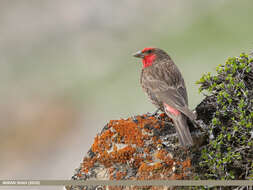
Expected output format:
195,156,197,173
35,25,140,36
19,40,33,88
196,53,253,180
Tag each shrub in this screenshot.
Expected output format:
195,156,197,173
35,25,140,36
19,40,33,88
196,53,253,180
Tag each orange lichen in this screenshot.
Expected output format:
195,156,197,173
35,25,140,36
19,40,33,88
144,147,150,154
155,149,166,160
182,158,191,169
91,136,99,153
110,145,136,164
152,136,157,142
155,149,174,167
138,162,149,172
132,155,144,168
82,157,96,173
167,157,192,180
135,115,157,129
148,116,156,121
138,162,163,174
108,120,117,128
115,171,127,180
146,155,153,162
151,136,159,146
113,144,117,152
89,116,165,171
159,113,166,118
92,129,114,153
158,112,173,123
110,118,152,146
99,150,112,167
175,157,191,171
77,114,193,181
154,124,160,129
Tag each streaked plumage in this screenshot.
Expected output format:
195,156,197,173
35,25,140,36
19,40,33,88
133,48,194,147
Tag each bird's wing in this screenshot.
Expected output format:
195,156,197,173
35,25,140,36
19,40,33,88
156,86,186,108
141,63,195,120
155,88,196,120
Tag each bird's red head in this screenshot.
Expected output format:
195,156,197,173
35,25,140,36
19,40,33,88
133,47,157,68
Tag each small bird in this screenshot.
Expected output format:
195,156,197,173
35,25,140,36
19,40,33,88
133,47,194,147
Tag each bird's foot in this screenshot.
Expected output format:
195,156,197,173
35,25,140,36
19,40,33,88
147,108,160,117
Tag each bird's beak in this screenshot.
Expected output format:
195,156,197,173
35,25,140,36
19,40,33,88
133,51,144,58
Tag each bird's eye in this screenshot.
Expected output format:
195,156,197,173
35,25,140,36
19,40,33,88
147,49,152,54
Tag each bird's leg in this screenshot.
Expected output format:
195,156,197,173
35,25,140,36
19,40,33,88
149,108,160,117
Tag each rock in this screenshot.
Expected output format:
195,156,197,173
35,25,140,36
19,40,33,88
67,113,205,190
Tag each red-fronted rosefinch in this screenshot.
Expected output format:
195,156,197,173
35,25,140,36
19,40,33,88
133,47,194,147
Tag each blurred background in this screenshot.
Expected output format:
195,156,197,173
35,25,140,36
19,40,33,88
0,0,253,189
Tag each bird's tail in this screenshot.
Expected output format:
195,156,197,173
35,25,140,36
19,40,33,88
173,114,194,147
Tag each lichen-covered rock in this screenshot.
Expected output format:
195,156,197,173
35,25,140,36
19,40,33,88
67,113,204,190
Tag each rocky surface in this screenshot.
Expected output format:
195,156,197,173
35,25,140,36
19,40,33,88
66,113,206,190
